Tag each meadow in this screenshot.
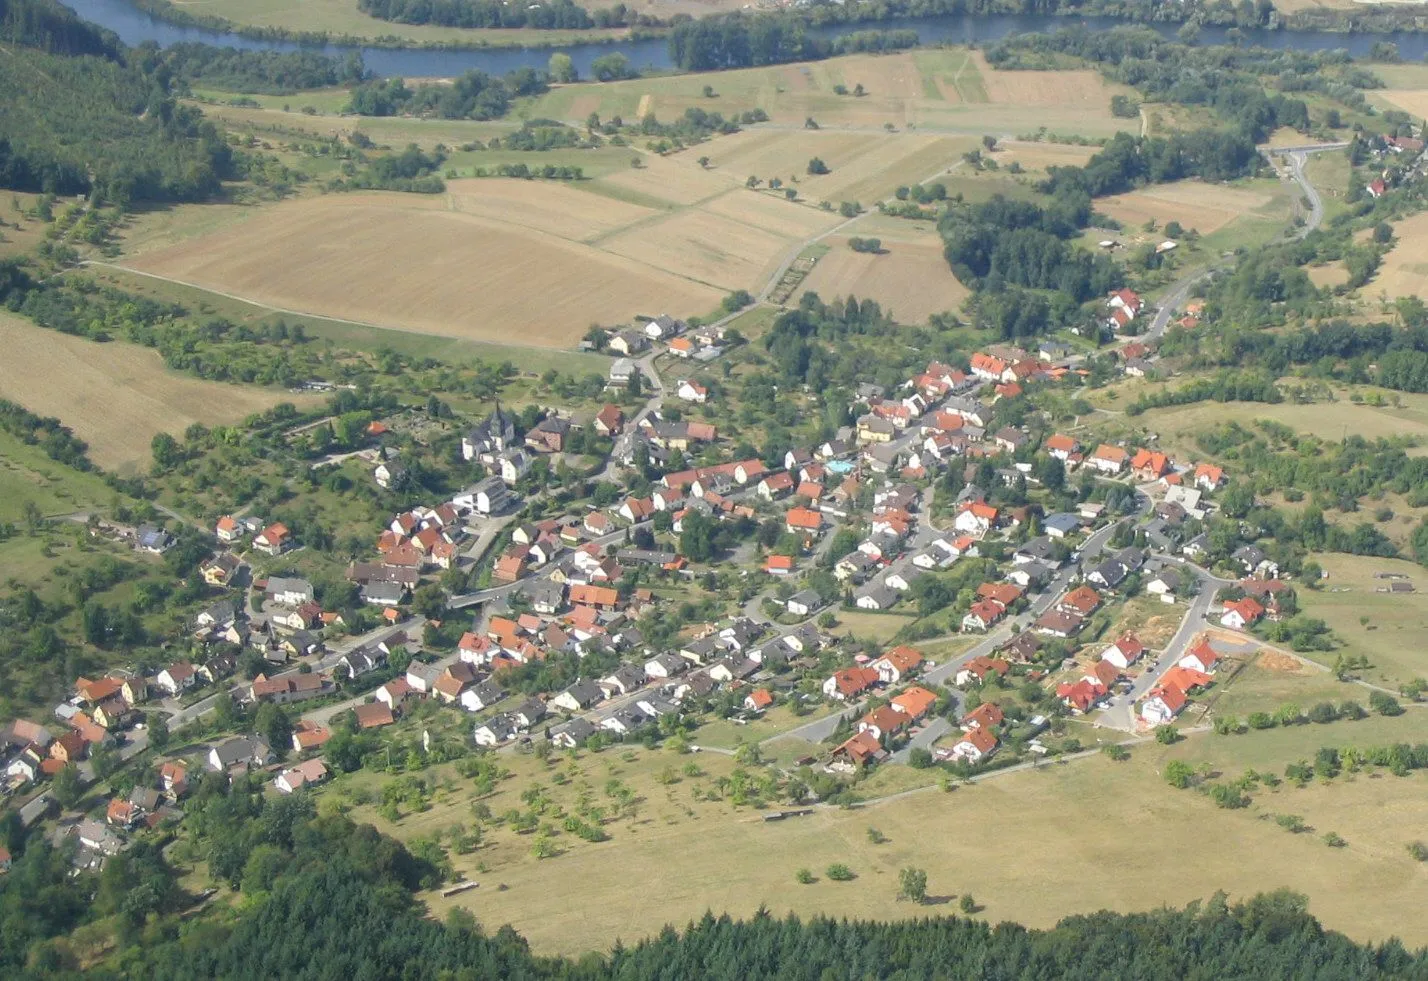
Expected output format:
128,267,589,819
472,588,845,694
0,311,317,473
1369,210,1428,301
1297,553,1428,688
0,429,116,522
342,707,1428,956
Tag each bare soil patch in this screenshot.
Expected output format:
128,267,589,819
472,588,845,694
1257,650,1309,675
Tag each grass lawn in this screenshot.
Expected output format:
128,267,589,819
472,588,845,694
0,429,119,522
826,610,917,644
1298,553,1428,687
1206,657,1359,720
692,705,811,750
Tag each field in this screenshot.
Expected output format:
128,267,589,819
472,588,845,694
0,311,318,473
0,429,117,522
1370,210,1428,300
524,50,1139,139
123,185,729,347
1096,180,1280,238
384,710,1428,956
794,227,969,324
1297,553,1428,687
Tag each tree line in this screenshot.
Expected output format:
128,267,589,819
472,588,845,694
345,67,547,120
143,42,369,95
356,0,643,30
668,13,917,71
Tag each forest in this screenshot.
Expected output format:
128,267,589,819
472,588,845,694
356,0,633,30
0,44,232,204
346,67,548,120
145,42,370,95
0,0,119,57
668,14,917,71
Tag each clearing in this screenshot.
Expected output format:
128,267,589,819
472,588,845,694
0,311,317,473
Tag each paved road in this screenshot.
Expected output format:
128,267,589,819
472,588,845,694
1140,142,1340,344
889,714,954,764
1095,568,1225,731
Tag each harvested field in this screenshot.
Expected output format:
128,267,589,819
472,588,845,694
446,178,655,241
593,154,731,207
707,130,886,189
0,311,316,472
700,189,843,239
973,52,1117,109
601,207,803,291
1371,210,1428,300
991,141,1098,172
794,231,968,324
1372,88,1428,120
123,192,724,347
1098,180,1277,237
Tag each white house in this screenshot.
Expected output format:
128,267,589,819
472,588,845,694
274,759,329,794
1101,633,1145,670
676,379,709,403
498,448,534,484
1141,687,1185,725
265,576,314,608
949,728,997,764
155,662,197,696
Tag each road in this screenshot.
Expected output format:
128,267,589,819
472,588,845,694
1139,141,1341,344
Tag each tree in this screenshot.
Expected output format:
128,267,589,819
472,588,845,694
52,763,83,809
1155,725,1179,745
255,703,293,758
959,893,977,913
590,52,633,82
548,53,577,83
898,866,927,903
806,157,829,175
1164,760,1195,789
1370,690,1404,716
982,134,997,152
148,717,170,752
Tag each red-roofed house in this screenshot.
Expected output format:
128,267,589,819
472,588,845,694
1058,585,1102,618
890,686,938,720
765,554,795,576
954,501,999,536
1088,444,1128,475
1141,684,1186,725
871,645,924,684
822,666,881,701
1045,434,1080,461
1221,597,1266,630
215,515,241,543
744,688,774,712
1179,640,1221,674
253,522,291,557
950,726,998,763
1056,679,1107,714
1130,449,1171,481
832,730,884,767
1101,632,1146,670
954,656,1010,687
960,702,1004,732
1194,463,1226,490
1108,288,1142,316
785,507,824,534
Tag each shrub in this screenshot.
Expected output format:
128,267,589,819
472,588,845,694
1408,841,1428,862
1370,691,1404,716
806,156,829,175
826,863,855,881
795,868,815,884
1155,725,1179,745
1323,831,1346,848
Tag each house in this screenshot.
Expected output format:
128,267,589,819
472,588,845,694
822,666,881,701
1058,585,1102,618
859,705,908,740
594,403,624,436
552,679,604,713
1130,448,1171,481
275,759,330,794
136,524,175,554
1056,679,1107,714
598,665,646,699
1101,632,1146,670
785,507,824,535
291,721,332,754
462,476,511,515
1141,685,1186,725
609,358,639,386
1221,597,1266,630
744,688,775,712
1088,558,1128,590
154,662,197,696
253,522,291,557
890,686,938,720
361,581,407,607
265,576,314,607
1088,658,1122,690
159,761,189,798
338,644,388,679
1087,445,1128,475
354,703,395,730
473,715,519,747
959,702,1004,733
250,673,327,705
1146,568,1182,600
608,329,648,357
200,552,243,587
961,599,1006,633
832,730,885,768
871,646,924,684
549,717,598,749
206,736,274,773
954,501,998,537
1000,632,1042,663
676,379,709,403
950,727,998,764
978,582,1023,608
1179,639,1221,674
215,515,243,543
498,448,534,484
765,554,795,576
1108,287,1142,317
1193,463,1226,491
955,656,1010,687
1034,610,1084,638
374,460,408,490
854,581,900,611
785,589,824,617
970,352,1009,382
758,472,796,500
459,680,506,714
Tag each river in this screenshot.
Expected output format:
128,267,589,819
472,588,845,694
62,0,1428,78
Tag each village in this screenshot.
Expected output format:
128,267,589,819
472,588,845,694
0,296,1303,875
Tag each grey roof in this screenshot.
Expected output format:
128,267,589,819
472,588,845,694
1090,559,1127,588
512,699,546,726
787,588,824,609
265,576,313,599
1044,512,1081,534
560,679,604,706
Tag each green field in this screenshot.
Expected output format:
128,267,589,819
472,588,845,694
0,430,118,523
1298,553,1428,687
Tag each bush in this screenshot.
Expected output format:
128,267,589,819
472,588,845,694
1408,841,1428,862
794,868,815,884
825,863,855,881
1102,743,1130,761
1209,783,1251,809
806,156,830,175
1323,831,1347,848
848,237,882,254
1370,691,1404,716
1155,725,1180,745
907,747,933,769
